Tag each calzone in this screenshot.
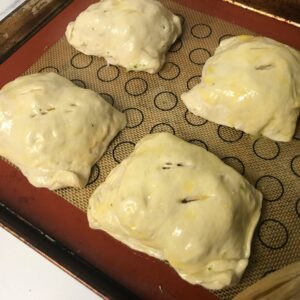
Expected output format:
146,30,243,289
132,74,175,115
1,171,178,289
88,132,262,290
234,261,300,300
65,0,182,74
182,36,300,142
0,72,126,190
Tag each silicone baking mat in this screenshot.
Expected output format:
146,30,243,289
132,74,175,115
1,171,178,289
10,0,300,298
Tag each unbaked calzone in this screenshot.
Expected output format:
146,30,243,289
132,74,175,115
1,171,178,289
88,132,262,289
0,72,126,190
182,36,300,142
65,0,182,74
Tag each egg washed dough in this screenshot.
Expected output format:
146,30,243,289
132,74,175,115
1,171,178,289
65,0,182,74
182,35,300,142
0,72,126,190
88,132,262,290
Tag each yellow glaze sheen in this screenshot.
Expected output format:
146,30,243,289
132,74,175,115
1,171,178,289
182,36,300,142
88,132,262,289
0,72,126,190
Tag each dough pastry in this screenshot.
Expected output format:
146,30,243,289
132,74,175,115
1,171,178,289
65,0,182,74
0,72,126,190
234,261,300,300
181,35,300,142
88,132,262,289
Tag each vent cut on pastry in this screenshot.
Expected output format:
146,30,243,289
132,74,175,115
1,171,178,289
65,0,182,74
0,72,126,190
88,132,262,290
181,35,300,142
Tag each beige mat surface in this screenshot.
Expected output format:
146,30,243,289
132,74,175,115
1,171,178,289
21,1,300,299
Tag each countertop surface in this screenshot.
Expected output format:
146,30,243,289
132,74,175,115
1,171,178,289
0,226,101,300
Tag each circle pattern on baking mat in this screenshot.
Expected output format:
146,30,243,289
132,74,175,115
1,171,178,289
218,34,234,44
97,65,120,82
217,125,243,142
125,78,148,96
191,24,212,39
71,79,86,88
123,108,144,128
113,141,135,163
189,139,208,151
184,110,207,126
189,48,211,65
169,38,183,53
253,138,280,160
39,66,59,73
291,155,300,177
154,92,178,111
258,219,288,249
71,53,93,69
222,156,245,175
150,123,175,135
158,62,180,80
255,175,284,202
87,164,100,186
296,199,300,218
186,75,201,90
175,13,185,25
99,93,114,106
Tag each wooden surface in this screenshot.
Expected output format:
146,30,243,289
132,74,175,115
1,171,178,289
230,0,300,24
0,0,72,63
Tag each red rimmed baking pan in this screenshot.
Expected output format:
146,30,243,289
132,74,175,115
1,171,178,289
0,1,299,300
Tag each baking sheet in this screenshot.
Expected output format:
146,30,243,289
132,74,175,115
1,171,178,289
5,0,300,299
224,0,300,27
0,0,72,63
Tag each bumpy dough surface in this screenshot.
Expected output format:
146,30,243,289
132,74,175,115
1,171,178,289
88,132,262,290
182,35,300,142
234,261,300,300
65,0,182,74
0,72,126,190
